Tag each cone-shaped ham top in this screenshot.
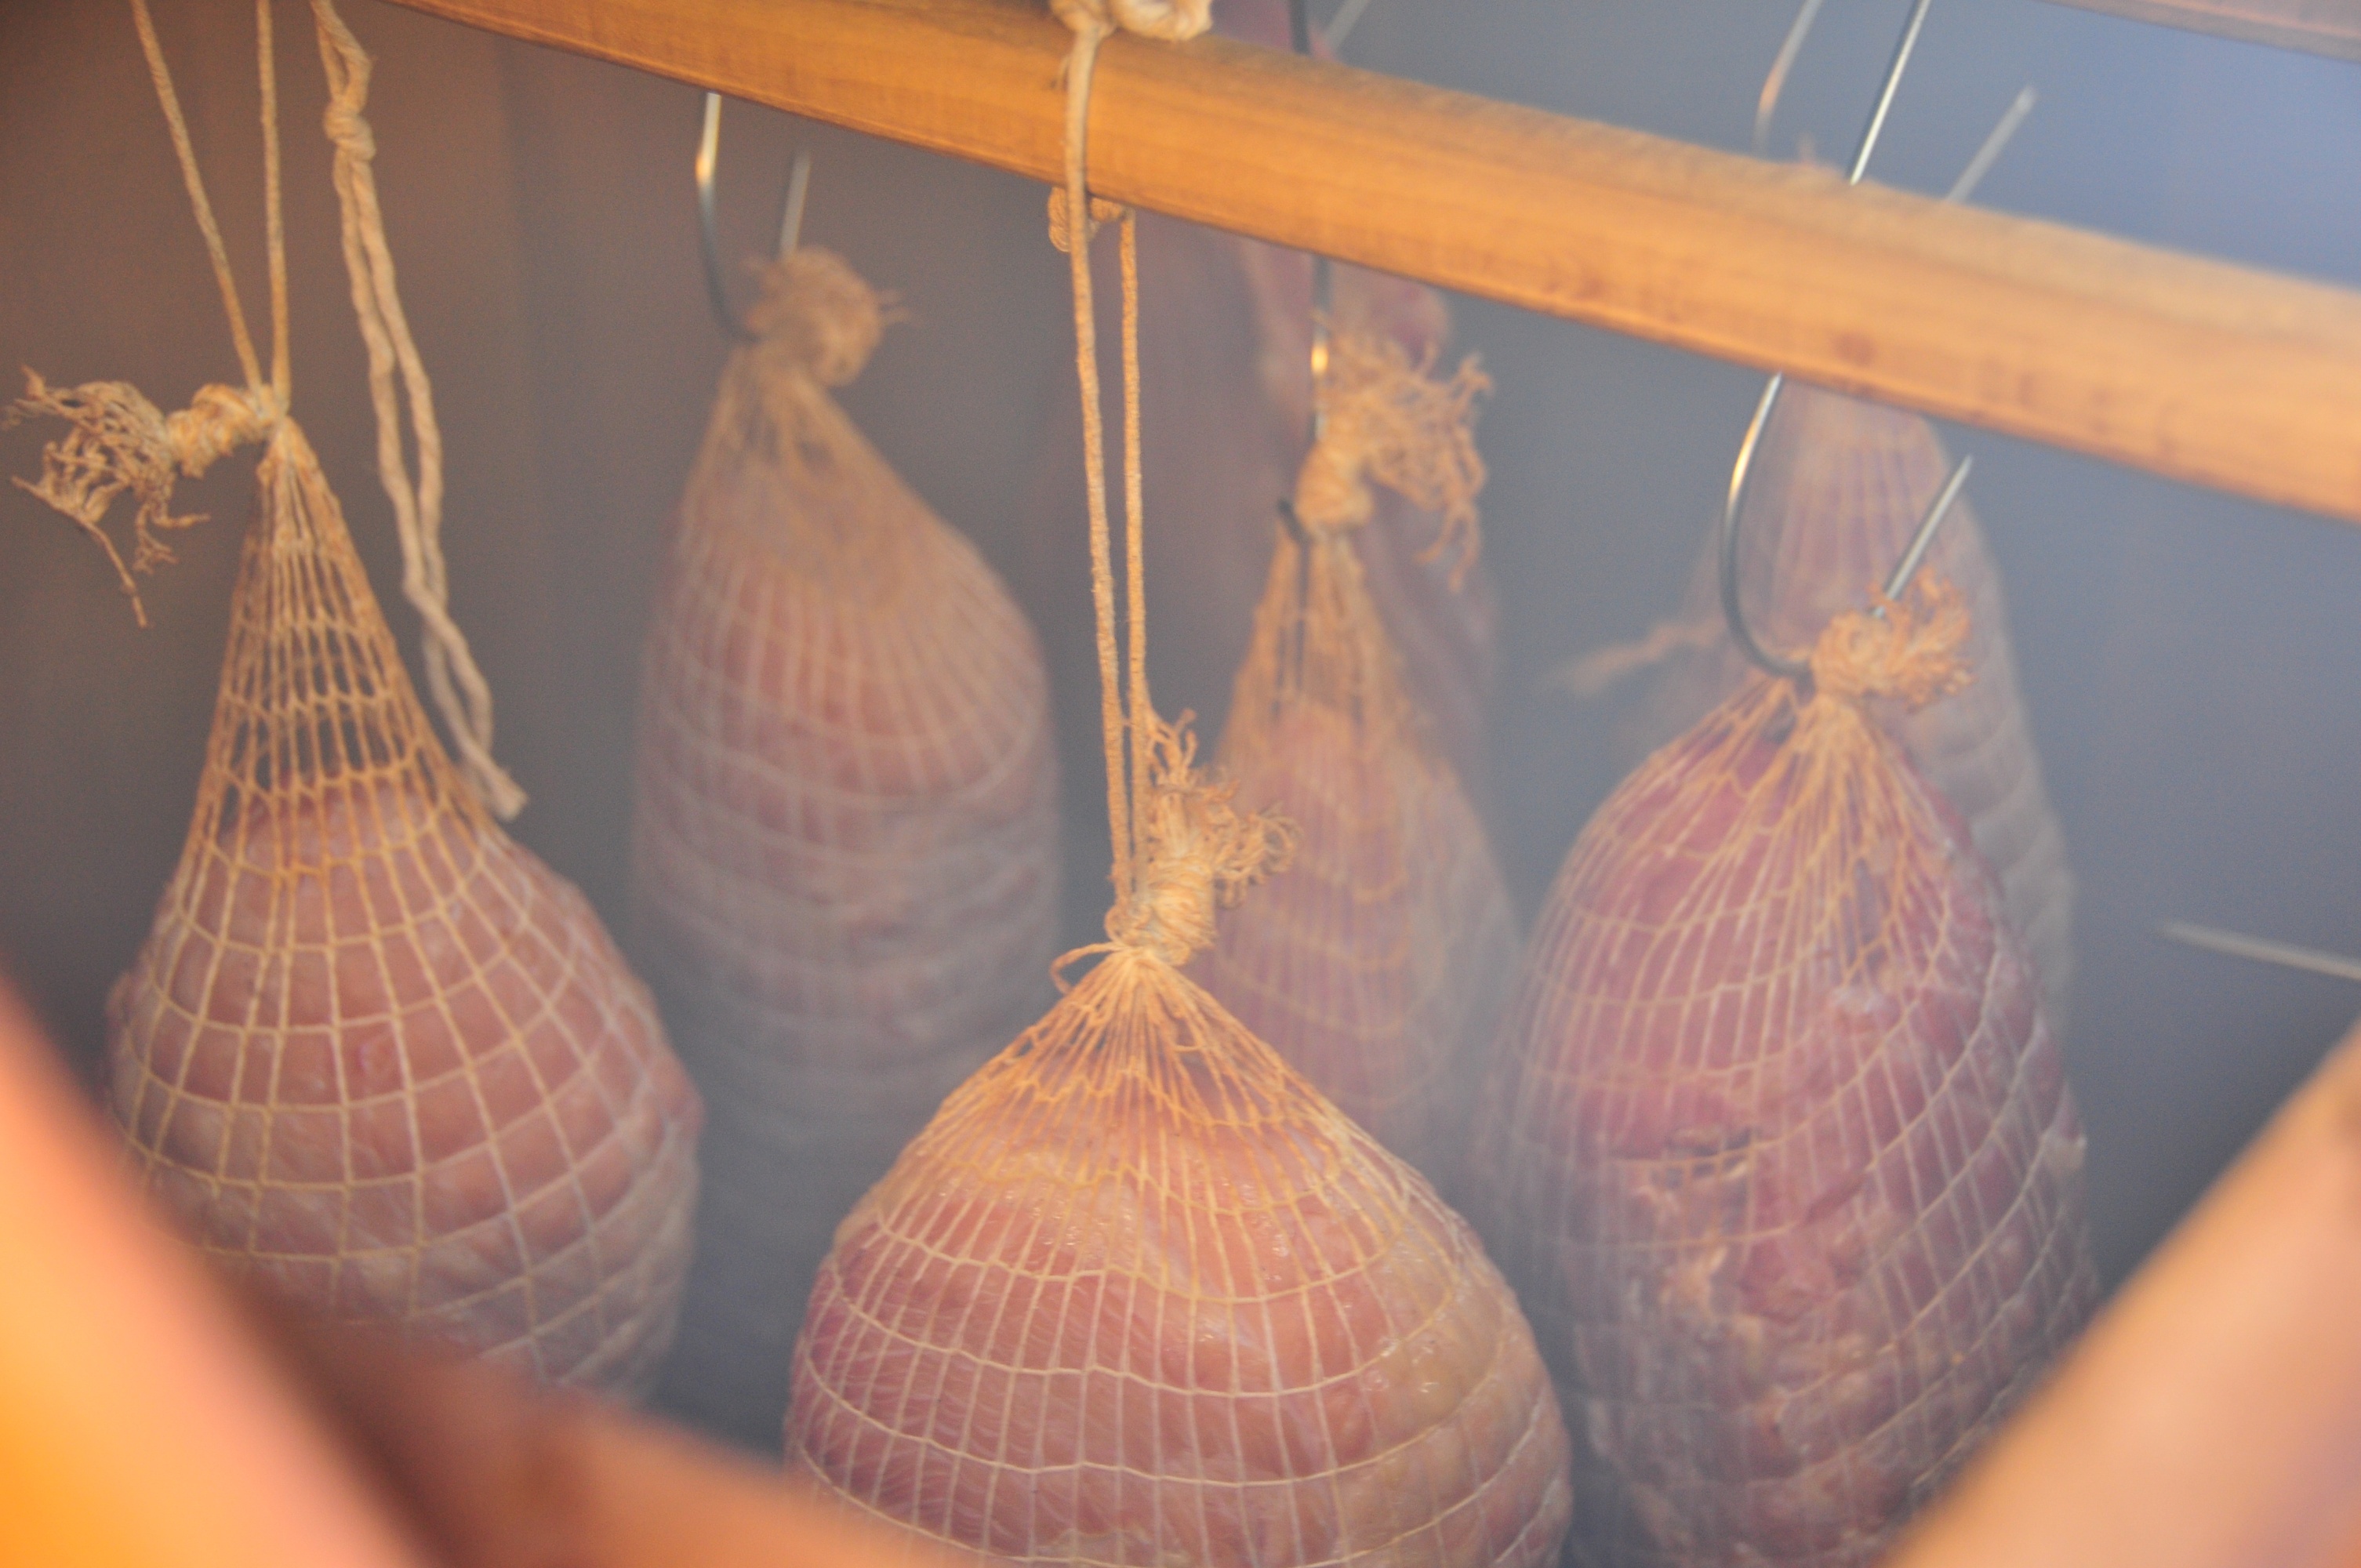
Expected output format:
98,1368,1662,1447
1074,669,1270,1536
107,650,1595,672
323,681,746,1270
1479,580,2095,1568
107,426,702,1396
1194,331,1516,1192
788,943,1573,1566
1616,384,2074,1031
634,249,1060,1444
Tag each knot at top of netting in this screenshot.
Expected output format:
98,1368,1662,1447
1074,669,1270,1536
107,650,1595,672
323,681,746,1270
1292,330,1490,579
1808,574,1973,710
1049,0,1211,42
746,247,892,387
7,374,285,623
1104,712,1296,967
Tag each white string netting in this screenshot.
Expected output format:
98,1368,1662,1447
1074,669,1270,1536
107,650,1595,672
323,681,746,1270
1191,329,1518,1196
787,946,1573,1565
13,0,700,1396
631,247,1061,1445
784,6,1572,1560
1476,583,2097,1568
106,426,701,1394
1557,383,2075,1035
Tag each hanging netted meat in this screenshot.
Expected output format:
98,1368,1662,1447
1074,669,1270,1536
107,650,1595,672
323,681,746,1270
1191,329,1516,1191
100,424,703,1394
1571,384,2073,1028
787,16,1572,1556
5,0,703,1398
1480,579,2096,1568
633,247,1060,1446
789,926,1574,1567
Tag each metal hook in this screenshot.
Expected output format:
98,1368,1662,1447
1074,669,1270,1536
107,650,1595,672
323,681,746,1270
696,91,813,344
1721,0,1949,680
1287,0,1337,444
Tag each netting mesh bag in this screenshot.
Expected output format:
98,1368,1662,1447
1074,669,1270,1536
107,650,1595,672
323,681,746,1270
1572,383,2074,1029
786,13,1571,1558
1190,329,1517,1192
632,246,1060,1443
9,0,701,1397
104,423,702,1392
1478,580,2096,1568
789,931,1573,1566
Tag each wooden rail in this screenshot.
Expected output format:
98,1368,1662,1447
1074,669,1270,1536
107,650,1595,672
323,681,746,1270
2041,0,2361,60
381,0,2361,525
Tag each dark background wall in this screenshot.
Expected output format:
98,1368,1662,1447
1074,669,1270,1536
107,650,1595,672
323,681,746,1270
2,0,2358,1292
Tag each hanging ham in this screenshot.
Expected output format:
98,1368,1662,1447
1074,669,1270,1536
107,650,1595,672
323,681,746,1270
99,424,703,1396
1480,579,2096,1568
632,248,1060,1446
1191,328,1516,1192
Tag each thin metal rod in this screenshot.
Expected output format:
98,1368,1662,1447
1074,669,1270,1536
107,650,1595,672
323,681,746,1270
1850,0,1934,185
1756,0,1829,156
1947,84,2036,205
1719,372,1809,678
2159,922,2361,985
1883,453,1971,598
777,146,813,259
1290,0,1333,443
695,91,751,342
1324,0,1376,53
1720,0,1936,681
696,92,812,343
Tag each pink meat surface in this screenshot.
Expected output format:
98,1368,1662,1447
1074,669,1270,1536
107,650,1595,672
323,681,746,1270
1478,677,2096,1568
788,948,1574,1568
635,309,1060,1445
107,435,699,1398
1194,687,1516,1196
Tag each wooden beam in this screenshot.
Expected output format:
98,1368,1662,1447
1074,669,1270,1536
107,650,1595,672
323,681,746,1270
2039,0,2361,61
1887,1018,2361,1568
380,0,2361,525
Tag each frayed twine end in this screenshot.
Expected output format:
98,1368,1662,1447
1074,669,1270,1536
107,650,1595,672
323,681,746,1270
6,371,276,626
1292,329,1491,588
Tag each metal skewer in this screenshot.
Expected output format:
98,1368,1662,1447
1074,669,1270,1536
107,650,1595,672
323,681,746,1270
2159,923,2361,986
696,91,813,343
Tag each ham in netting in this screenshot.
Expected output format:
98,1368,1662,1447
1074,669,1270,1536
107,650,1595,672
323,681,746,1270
1477,581,2096,1568
634,249,1060,1445
1600,383,2073,1027
788,930,1573,1567
1193,330,1516,1192
105,424,702,1396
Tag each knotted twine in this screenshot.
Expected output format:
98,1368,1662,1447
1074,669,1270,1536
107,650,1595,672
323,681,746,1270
1044,0,1295,971
9,0,523,819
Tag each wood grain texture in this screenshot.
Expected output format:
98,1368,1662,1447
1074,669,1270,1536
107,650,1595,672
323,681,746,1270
372,0,2361,525
1886,1014,2361,1568
2037,0,2361,59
